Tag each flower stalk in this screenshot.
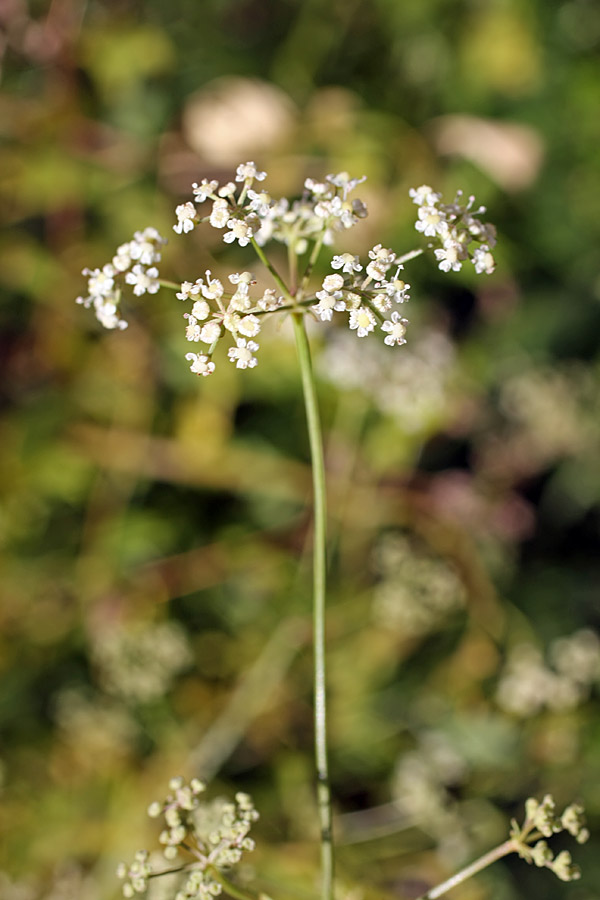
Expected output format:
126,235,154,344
291,311,334,900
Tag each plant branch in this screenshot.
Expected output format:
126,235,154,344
415,839,517,900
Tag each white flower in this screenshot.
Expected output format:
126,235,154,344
246,189,272,216
381,269,411,304
415,205,446,237
84,264,115,297
313,290,345,322
223,218,255,247
223,312,241,333
176,280,201,301
192,179,218,202
228,338,259,369
304,177,329,195
434,242,464,273
125,265,160,296
472,245,496,274
409,185,441,206
185,353,215,376
322,274,344,292
130,228,165,265
200,271,224,301
235,161,267,183
326,172,367,197
366,244,396,280
112,243,133,272
93,295,128,330
199,321,222,344
331,253,362,275
185,315,202,341
257,289,283,310
349,306,376,337
173,202,197,234
218,181,237,198
381,311,409,346
191,299,210,320
209,198,230,229
238,314,261,338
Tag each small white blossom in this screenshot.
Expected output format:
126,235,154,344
415,205,446,237
238,314,261,338
176,280,201,301
434,241,465,273
228,338,259,369
326,172,367,197
84,264,116,297
257,289,283,311
409,184,441,206
382,311,409,346
246,189,272,216
313,290,345,322
304,177,329,195
192,179,219,202
201,271,224,301
332,253,362,274
235,161,267,183
210,198,230,229
191,299,210,320
185,353,215,376
200,321,222,344
322,273,344,292
125,265,160,296
223,218,255,247
349,306,376,337
112,244,133,272
174,202,197,235
185,315,202,342
472,245,496,274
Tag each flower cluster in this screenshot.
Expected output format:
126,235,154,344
117,777,259,900
174,162,367,251
76,163,498,377
76,227,166,330
511,794,589,883
409,184,497,274
311,246,410,345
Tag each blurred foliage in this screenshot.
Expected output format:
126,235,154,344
1,1,599,900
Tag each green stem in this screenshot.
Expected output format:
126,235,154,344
251,239,294,302
396,247,424,265
291,311,334,900
415,839,517,900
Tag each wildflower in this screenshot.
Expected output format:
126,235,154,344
382,311,409,346
322,273,345,292
472,245,496,274
235,161,267,183
228,338,259,369
191,299,210,320
238,314,261,338
223,217,255,247
332,253,362,274
186,353,216,377
209,198,230,229
174,202,197,235
125,265,160,296
313,290,345,322
349,306,376,337
199,321,222,344
84,264,115,297
192,179,219,202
